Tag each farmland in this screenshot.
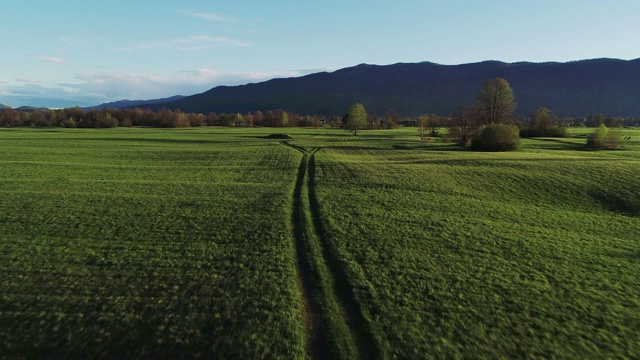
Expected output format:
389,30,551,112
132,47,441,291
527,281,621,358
1,127,639,358
0,128,305,357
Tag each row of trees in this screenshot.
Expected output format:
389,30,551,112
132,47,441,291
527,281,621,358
2,91,639,132
0,105,415,129
0,107,332,128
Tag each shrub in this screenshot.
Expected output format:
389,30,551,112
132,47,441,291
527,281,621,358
586,124,620,149
471,124,520,151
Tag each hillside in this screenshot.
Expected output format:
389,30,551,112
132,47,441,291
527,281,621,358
146,58,640,117
85,95,185,110
15,106,49,111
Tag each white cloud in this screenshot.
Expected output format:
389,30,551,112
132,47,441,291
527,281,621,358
268,68,333,76
179,69,303,84
0,83,88,108
15,77,38,83
33,55,66,64
173,35,250,51
120,35,249,52
0,68,304,108
179,10,234,22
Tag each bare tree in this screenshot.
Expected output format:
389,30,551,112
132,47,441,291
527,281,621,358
476,78,517,125
449,105,480,145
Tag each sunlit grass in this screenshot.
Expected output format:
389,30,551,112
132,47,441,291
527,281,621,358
0,126,638,358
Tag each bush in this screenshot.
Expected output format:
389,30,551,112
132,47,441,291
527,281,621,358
586,124,620,149
471,124,520,151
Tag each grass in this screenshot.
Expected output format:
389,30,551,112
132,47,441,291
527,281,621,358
0,127,305,357
0,126,638,358
297,127,640,358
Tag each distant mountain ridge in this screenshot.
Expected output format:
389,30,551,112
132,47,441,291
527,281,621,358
84,95,185,110
144,58,640,117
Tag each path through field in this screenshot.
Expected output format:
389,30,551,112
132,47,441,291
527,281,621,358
284,141,379,359
290,149,329,358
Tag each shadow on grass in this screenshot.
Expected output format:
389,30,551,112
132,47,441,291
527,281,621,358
528,138,585,150
322,145,388,151
392,143,469,152
52,137,241,145
589,189,640,217
606,251,640,261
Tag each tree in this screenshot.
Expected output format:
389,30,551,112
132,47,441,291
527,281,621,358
586,124,620,149
61,116,77,128
188,113,205,127
279,111,289,127
345,103,367,135
417,115,428,138
157,108,176,128
476,78,517,125
233,113,244,127
98,113,118,128
384,108,400,128
0,109,21,126
48,110,59,126
425,113,442,136
448,104,480,145
520,107,568,138
531,107,555,136
31,110,49,127
265,110,276,127
253,111,264,127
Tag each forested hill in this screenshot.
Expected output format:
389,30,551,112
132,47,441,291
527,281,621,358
84,95,185,110
146,58,640,117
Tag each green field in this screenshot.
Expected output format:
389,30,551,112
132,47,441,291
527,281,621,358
1,127,638,358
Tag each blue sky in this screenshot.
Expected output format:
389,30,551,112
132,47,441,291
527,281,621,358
1,0,639,108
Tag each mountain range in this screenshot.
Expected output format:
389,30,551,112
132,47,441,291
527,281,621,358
96,58,640,118
83,95,185,111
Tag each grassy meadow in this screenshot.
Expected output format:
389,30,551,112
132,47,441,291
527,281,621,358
0,128,305,357
0,126,638,358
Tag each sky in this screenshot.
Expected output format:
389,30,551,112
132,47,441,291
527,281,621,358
1,0,639,108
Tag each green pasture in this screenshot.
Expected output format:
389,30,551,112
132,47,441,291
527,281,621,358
0,128,305,357
0,126,638,358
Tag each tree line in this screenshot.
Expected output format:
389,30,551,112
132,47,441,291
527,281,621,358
0,107,330,128
0,105,418,130
1,101,639,131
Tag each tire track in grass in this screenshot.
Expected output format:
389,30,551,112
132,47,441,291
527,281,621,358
291,152,330,359
283,141,379,359
307,152,381,360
